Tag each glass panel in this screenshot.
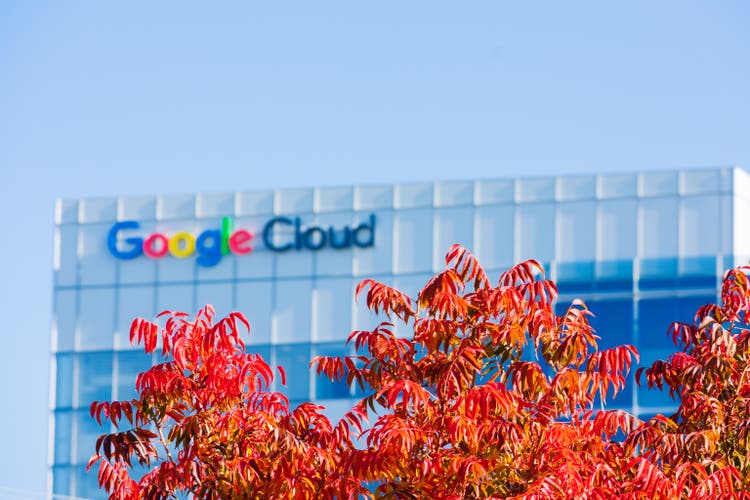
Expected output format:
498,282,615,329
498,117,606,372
236,190,274,216
353,210,393,276
249,345,272,370
638,298,676,350
54,411,73,464
118,257,157,285
433,207,474,271
313,278,353,342
639,198,678,258
314,343,351,399
116,286,155,349
52,466,72,496
274,344,311,400
597,199,637,261
75,463,106,499
558,201,595,262
677,256,717,289
77,288,115,350
77,352,113,408
56,353,74,408
517,177,554,202
156,284,195,316
677,295,715,326
597,374,633,410
557,175,595,201
236,281,273,345
56,198,78,224
79,223,117,286
435,181,473,207
196,282,234,318
352,275,394,332
275,250,314,278
639,257,678,290
354,184,394,211
639,171,678,197
598,173,637,199
116,351,153,401
273,280,312,343
556,262,595,294
55,289,77,352
313,212,356,277
637,349,679,410
79,197,117,223
315,186,353,212
234,215,274,279
196,191,234,218
680,195,721,256
589,298,634,350
275,187,313,213
681,168,723,195
394,183,433,208
392,274,431,338
118,194,156,220
55,225,78,287
394,209,433,273
76,410,107,464
679,256,716,276
517,203,554,262
196,252,234,281
236,248,275,280
595,260,633,291
474,205,514,271
475,179,514,205
156,193,196,220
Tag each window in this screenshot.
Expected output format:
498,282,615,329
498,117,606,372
394,209,433,273
52,466,72,496
588,299,634,349
638,298,677,350
54,411,73,464
313,343,352,400
274,344,311,401
76,410,107,464
236,281,273,345
312,278,352,342
273,280,312,343
77,352,112,408
434,207,474,271
55,353,74,408
116,351,153,401
77,288,116,350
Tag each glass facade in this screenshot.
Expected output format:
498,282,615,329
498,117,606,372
50,167,750,497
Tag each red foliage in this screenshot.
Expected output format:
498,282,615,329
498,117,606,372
89,246,750,498
632,266,750,496
88,306,366,499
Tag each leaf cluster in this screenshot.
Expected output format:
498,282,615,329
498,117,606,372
89,246,750,499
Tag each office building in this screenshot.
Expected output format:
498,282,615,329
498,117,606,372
50,167,749,497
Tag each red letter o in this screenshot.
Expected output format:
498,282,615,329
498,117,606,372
143,233,169,258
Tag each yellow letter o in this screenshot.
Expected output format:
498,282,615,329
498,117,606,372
168,232,196,258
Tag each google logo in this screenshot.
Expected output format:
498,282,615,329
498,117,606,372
107,217,253,267
107,215,376,267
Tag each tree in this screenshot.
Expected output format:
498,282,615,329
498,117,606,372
315,245,642,498
632,266,750,497
89,245,750,498
87,307,366,499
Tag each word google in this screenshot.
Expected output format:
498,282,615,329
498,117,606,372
107,215,376,267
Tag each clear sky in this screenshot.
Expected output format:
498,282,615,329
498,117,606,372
0,1,748,496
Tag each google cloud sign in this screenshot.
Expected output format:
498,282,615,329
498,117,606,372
107,215,376,267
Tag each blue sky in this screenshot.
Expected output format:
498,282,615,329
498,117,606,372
0,1,748,496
